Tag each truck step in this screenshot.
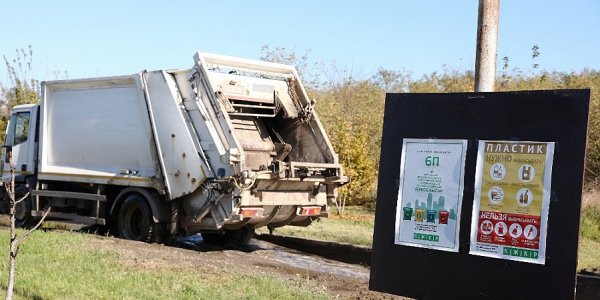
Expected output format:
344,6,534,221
32,190,106,202
31,210,106,226
0,214,101,231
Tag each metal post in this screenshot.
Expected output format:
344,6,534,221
474,0,500,92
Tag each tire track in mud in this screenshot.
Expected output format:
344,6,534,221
174,234,370,280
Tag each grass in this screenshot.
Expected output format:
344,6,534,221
577,238,600,270
581,207,600,241
0,229,328,300
581,189,600,242
257,206,375,247
579,189,600,270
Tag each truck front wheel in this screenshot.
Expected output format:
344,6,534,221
14,185,32,227
118,194,153,241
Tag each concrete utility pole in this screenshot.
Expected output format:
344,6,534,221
474,0,500,92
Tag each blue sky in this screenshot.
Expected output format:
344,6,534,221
1,0,598,83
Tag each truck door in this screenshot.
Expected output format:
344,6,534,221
2,107,36,182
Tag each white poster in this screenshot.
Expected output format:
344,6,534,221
394,139,468,252
469,140,555,264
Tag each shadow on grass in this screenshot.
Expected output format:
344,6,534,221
0,283,45,300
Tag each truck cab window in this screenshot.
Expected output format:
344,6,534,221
13,112,30,145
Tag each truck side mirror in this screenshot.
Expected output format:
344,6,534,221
2,145,12,163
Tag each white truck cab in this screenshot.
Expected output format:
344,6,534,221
2,104,37,182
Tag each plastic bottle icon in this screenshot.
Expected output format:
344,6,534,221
518,164,535,182
516,188,533,207
490,163,506,180
519,192,528,204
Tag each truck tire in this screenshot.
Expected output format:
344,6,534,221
14,185,32,227
224,225,255,247
201,232,226,244
202,226,255,247
118,194,153,242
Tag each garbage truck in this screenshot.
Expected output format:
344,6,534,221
0,52,349,245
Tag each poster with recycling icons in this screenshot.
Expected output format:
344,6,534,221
394,139,467,252
470,140,555,264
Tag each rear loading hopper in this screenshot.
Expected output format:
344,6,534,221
178,53,349,239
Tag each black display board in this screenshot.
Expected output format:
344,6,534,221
369,90,590,299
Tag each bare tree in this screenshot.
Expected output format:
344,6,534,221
4,152,50,300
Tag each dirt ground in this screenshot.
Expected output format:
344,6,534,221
89,235,407,299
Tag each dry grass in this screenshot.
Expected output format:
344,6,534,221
578,238,600,270
581,192,600,242
257,206,376,247
582,188,600,209
580,189,600,270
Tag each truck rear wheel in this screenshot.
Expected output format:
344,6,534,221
201,232,226,244
118,194,153,241
224,225,255,247
203,226,255,247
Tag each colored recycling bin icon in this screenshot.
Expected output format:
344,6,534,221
403,207,413,220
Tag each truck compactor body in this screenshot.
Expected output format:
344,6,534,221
0,52,348,244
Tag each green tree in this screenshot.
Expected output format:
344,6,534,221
372,68,410,93
316,77,384,206
1,46,40,145
408,68,474,93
